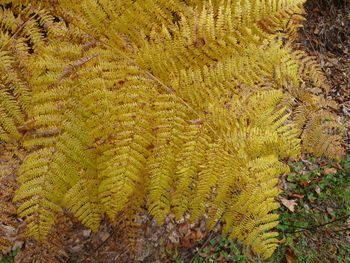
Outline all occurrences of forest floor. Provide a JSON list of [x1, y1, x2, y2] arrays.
[[301, 0, 350, 150], [1, 1, 349, 263]]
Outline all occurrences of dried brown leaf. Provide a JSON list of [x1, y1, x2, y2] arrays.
[[323, 167, 337, 175], [280, 198, 298, 212]]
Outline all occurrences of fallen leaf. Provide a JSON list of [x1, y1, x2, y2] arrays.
[[313, 27, 321, 34], [323, 167, 337, 175], [0, 224, 17, 238], [312, 178, 323, 184], [178, 222, 190, 235], [165, 242, 174, 250], [300, 178, 309, 187], [328, 246, 337, 254], [181, 238, 192, 248], [71, 244, 84, 252], [82, 229, 91, 238], [310, 87, 322, 94], [345, 217, 350, 227], [199, 251, 209, 257], [281, 198, 298, 212], [315, 186, 321, 194], [326, 207, 336, 220], [290, 193, 305, 199], [168, 231, 180, 244], [98, 231, 110, 242], [216, 254, 225, 262], [326, 207, 334, 214], [168, 212, 176, 220], [193, 230, 204, 240], [12, 240, 24, 251], [180, 231, 193, 248], [246, 246, 255, 261], [285, 247, 296, 263], [279, 235, 286, 244], [334, 163, 344, 170], [319, 161, 329, 167]]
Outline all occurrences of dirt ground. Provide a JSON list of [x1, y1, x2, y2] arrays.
[[300, 0, 350, 151]]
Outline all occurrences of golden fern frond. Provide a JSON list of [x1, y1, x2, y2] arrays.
[[222, 156, 285, 259], [0, 83, 24, 126], [14, 148, 64, 241], [299, 109, 344, 159], [74, 48, 157, 222], [170, 52, 272, 111], [29, 0, 188, 53], [189, 142, 225, 221], [53, 113, 101, 231], [205, 151, 241, 230], [116, 182, 147, 257], [62, 177, 101, 231], [292, 49, 329, 92], [0, 5, 55, 142], [200, 89, 294, 257], [254, 41, 342, 159], [147, 94, 190, 224], [13, 229, 67, 263], [137, 3, 272, 85], [0, 49, 27, 140], [23, 27, 91, 148], [14, 22, 100, 240], [255, 0, 306, 36], [245, 90, 301, 158], [171, 123, 210, 220], [97, 83, 155, 220], [0, 104, 21, 141]]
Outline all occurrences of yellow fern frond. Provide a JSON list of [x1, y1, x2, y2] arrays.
[[171, 123, 210, 220], [0, 5, 56, 142], [62, 178, 101, 231], [115, 182, 147, 256], [189, 142, 225, 221], [98, 84, 155, 219], [14, 148, 63, 241], [147, 94, 190, 224]]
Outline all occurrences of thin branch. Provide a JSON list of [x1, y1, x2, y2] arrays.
[[332, 228, 350, 233], [189, 220, 221, 263], [281, 216, 349, 234], [94, 228, 117, 251]]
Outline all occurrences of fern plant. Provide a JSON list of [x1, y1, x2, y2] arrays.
[[0, 0, 344, 261]]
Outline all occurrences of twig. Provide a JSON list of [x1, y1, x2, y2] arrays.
[[332, 228, 350, 233], [301, 26, 318, 55], [281, 216, 349, 234], [80, 227, 118, 263], [58, 54, 99, 85], [189, 220, 221, 263], [94, 228, 116, 251], [279, 223, 313, 230]]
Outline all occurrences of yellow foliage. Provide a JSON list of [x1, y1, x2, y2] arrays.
[[0, 0, 344, 260]]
